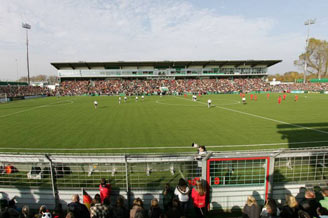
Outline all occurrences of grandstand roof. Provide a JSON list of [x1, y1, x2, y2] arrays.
[[51, 60, 281, 70]]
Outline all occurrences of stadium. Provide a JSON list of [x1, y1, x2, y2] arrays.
[[2, 1, 328, 217], [2, 58, 328, 218]]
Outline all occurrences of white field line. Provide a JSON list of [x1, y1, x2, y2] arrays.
[[0, 100, 74, 118], [176, 96, 328, 135], [155, 98, 240, 107], [1, 140, 328, 151]]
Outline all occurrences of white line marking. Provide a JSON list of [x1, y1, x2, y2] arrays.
[[176, 96, 328, 135], [1, 140, 328, 151], [155, 98, 240, 107], [155, 100, 203, 107], [0, 100, 74, 118]]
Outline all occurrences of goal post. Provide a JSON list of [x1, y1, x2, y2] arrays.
[[206, 156, 270, 209], [0, 93, 8, 103]]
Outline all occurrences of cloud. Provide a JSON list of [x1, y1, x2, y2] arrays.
[[0, 0, 305, 80]]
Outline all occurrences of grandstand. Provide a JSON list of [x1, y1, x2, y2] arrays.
[[51, 60, 281, 81]]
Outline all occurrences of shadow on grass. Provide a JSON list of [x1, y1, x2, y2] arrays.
[[277, 122, 328, 149]]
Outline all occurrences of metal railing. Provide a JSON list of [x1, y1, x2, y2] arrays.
[[1, 147, 328, 210]]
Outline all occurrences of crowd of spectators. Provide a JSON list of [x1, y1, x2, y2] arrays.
[[2, 180, 328, 218], [0, 177, 207, 218], [56, 78, 328, 96], [56, 78, 273, 96], [1, 78, 328, 98], [0, 85, 52, 98], [242, 188, 328, 218]]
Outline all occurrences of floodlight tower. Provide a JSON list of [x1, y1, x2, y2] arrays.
[[303, 19, 315, 83], [22, 23, 31, 85]]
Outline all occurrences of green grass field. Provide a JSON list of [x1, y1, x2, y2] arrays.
[[1, 93, 328, 153]]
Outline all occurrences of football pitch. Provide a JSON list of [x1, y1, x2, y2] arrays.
[[1, 93, 328, 153]]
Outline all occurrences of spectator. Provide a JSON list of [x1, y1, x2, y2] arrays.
[[320, 188, 328, 210], [36, 205, 48, 218], [298, 210, 311, 218], [0, 199, 9, 218], [280, 194, 299, 218], [113, 196, 129, 218], [90, 194, 111, 218], [19, 205, 31, 218], [165, 199, 182, 218], [148, 198, 162, 218], [100, 178, 112, 204], [174, 178, 190, 217], [260, 198, 280, 218], [65, 212, 75, 218], [191, 180, 207, 218], [317, 207, 328, 218], [242, 195, 260, 218], [7, 198, 19, 218], [299, 190, 322, 218], [162, 184, 174, 212], [67, 194, 90, 218], [130, 198, 146, 218]]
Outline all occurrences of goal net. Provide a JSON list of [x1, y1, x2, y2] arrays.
[[0, 93, 8, 103]]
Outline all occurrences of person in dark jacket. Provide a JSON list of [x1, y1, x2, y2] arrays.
[[0, 199, 9, 218], [260, 198, 279, 218], [280, 194, 299, 218], [113, 196, 129, 218], [166, 199, 182, 218], [19, 205, 31, 218], [299, 190, 322, 218], [67, 194, 90, 218], [162, 184, 174, 212], [7, 198, 19, 218], [148, 198, 162, 218]]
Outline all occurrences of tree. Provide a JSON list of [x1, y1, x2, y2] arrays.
[[268, 71, 303, 82], [17, 75, 58, 84], [295, 38, 328, 79]]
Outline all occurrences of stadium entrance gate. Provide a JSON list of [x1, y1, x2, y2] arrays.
[[206, 156, 270, 210]]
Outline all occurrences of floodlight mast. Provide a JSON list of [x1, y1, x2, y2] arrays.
[[303, 19, 315, 84], [22, 23, 31, 85]]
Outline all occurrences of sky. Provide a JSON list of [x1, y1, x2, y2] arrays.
[[1, 0, 328, 81]]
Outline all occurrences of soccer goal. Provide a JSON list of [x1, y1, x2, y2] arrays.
[[0, 93, 8, 103]]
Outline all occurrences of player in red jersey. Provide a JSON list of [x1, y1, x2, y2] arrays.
[[278, 96, 282, 104], [283, 94, 286, 100], [254, 95, 257, 101], [250, 94, 253, 100], [267, 93, 270, 99], [295, 95, 298, 102]]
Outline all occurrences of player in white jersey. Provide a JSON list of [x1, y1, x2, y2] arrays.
[[160, 92, 162, 97], [192, 95, 197, 102], [141, 95, 144, 101], [124, 96, 127, 103], [242, 97, 246, 104], [94, 101, 98, 109], [119, 96, 121, 104], [135, 96, 139, 102], [208, 99, 212, 108]]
